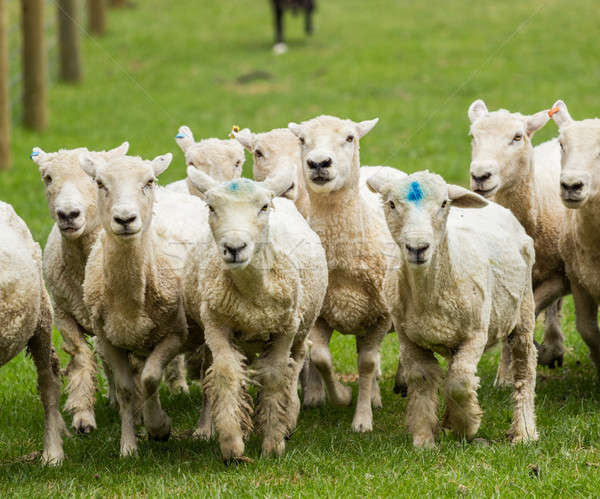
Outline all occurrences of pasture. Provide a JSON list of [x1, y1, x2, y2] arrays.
[[1, 0, 599, 496]]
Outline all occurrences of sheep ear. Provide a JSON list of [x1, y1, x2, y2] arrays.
[[448, 184, 488, 208], [175, 126, 195, 152], [366, 168, 406, 196], [357, 118, 379, 138], [526, 110, 550, 137], [262, 164, 296, 198], [79, 153, 104, 178], [108, 141, 129, 156], [30, 146, 46, 166], [550, 100, 573, 129], [288, 122, 303, 138], [151, 153, 172, 177], [233, 128, 254, 152], [187, 166, 217, 195], [468, 99, 488, 123]]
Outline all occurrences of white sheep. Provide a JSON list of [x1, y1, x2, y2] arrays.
[[468, 100, 570, 370], [79, 152, 206, 457], [183, 168, 328, 460], [368, 169, 538, 448], [550, 100, 600, 376], [166, 125, 245, 196], [287, 115, 401, 432], [32, 143, 132, 434], [0, 201, 67, 464]]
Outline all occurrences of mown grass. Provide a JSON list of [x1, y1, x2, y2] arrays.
[[0, 0, 599, 496]]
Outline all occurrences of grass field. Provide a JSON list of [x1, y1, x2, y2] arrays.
[[1, 0, 600, 496]]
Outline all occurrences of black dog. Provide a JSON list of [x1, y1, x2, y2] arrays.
[[270, 0, 316, 52]]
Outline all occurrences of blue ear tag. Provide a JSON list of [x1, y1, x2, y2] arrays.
[[175, 133, 186, 139], [30, 150, 40, 158], [407, 181, 424, 203]]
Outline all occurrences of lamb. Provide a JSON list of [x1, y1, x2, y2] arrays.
[[166, 126, 245, 196], [287, 115, 400, 432], [367, 169, 538, 447], [550, 100, 600, 377], [467, 100, 570, 369], [270, 0, 316, 54], [79, 152, 206, 457], [0, 201, 66, 464], [183, 167, 328, 460]]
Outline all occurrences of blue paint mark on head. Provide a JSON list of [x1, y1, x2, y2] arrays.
[[30, 150, 40, 158], [175, 133, 186, 139], [407, 181, 424, 203], [228, 181, 240, 192]]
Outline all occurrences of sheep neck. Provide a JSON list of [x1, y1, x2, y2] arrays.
[[60, 224, 101, 272], [226, 242, 276, 296], [572, 200, 600, 249]]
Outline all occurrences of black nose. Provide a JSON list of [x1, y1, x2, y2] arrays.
[[224, 243, 247, 259], [471, 172, 491, 183], [114, 215, 137, 227], [57, 209, 81, 221], [307, 158, 332, 170], [561, 181, 584, 192], [405, 243, 430, 253]]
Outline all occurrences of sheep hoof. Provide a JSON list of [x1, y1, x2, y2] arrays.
[[41, 450, 64, 466], [393, 382, 408, 397], [535, 343, 565, 369], [148, 429, 171, 442], [75, 424, 95, 436], [223, 455, 254, 466], [273, 43, 288, 55]]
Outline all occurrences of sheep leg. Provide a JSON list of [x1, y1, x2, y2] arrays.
[[204, 322, 252, 461], [371, 351, 382, 409], [272, 0, 284, 44], [164, 354, 190, 394], [352, 319, 388, 433], [494, 339, 513, 388], [55, 309, 97, 434], [141, 335, 186, 441], [288, 336, 309, 432], [300, 357, 326, 407], [571, 281, 600, 378], [99, 350, 118, 408], [442, 334, 486, 442], [393, 353, 407, 396], [256, 333, 296, 457], [97, 339, 138, 457], [507, 289, 538, 443], [533, 278, 568, 368], [305, 5, 314, 35], [193, 345, 214, 440], [308, 318, 352, 407], [28, 310, 67, 465], [400, 332, 443, 448]]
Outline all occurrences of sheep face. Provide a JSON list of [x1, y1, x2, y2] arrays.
[[79, 153, 172, 239], [31, 143, 129, 240], [551, 100, 600, 208], [468, 100, 549, 199], [235, 128, 301, 202], [367, 170, 487, 267], [288, 115, 378, 194]]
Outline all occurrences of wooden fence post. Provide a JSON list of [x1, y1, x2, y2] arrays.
[[0, 0, 10, 169], [88, 0, 106, 35], [57, 0, 82, 82], [21, 0, 46, 130]]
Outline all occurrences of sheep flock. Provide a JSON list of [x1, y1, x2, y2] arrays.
[[3, 100, 599, 465]]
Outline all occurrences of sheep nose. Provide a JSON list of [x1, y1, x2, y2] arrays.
[[471, 172, 492, 183], [223, 242, 247, 258], [561, 180, 584, 193], [307, 158, 332, 170], [405, 242, 430, 254], [57, 209, 80, 221], [114, 215, 137, 227]]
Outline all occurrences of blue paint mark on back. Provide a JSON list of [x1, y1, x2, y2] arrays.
[[228, 181, 240, 191], [407, 181, 424, 203], [175, 133, 186, 139]]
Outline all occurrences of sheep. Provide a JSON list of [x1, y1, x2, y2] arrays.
[[287, 115, 400, 432], [467, 100, 570, 370], [183, 166, 327, 460], [79, 152, 206, 457], [270, 0, 316, 54], [550, 100, 600, 377], [0, 201, 67, 464], [367, 169, 538, 448], [32, 142, 133, 434], [166, 126, 245, 196]]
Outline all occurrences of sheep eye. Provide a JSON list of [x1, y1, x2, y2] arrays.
[[299, 137, 305, 145], [96, 180, 105, 189], [260, 204, 269, 213], [512, 134, 522, 142], [43, 175, 52, 184], [346, 135, 354, 143], [208, 205, 215, 213], [144, 179, 154, 189], [441, 200, 448, 208], [255, 150, 263, 159], [388, 200, 395, 210], [559, 142, 565, 151], [235, 160, 241, 167]]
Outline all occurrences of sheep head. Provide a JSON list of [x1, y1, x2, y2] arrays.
[[288, 115, 378, 194], [367, 169, 487, 267], [79, 152, 171, 239], [467, 99, 550, 199]]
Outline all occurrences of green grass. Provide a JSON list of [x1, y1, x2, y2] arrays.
[[1, 0, 599, 496]]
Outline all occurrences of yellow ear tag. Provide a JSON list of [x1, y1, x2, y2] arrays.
[[229, 125, 240, 138], [548, 107, 560, 118]]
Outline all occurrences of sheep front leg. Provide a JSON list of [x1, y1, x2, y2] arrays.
[[443, 334, 487, 442], [351, 317, 389, 432], [256, 333, 296, 457], [572, 281, 600, 378], [164, 354, 190, 394], [538, 299, 565, 368], [203, 319, 253, 461], [55, 309, 97, 434], [507, 288, 538, 443], [400, 332, 443, 448], [494, 339, 513, 388], [97, 339, 138, 457], [308, 318, 352, 407], [193, 345, 214, 440]]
